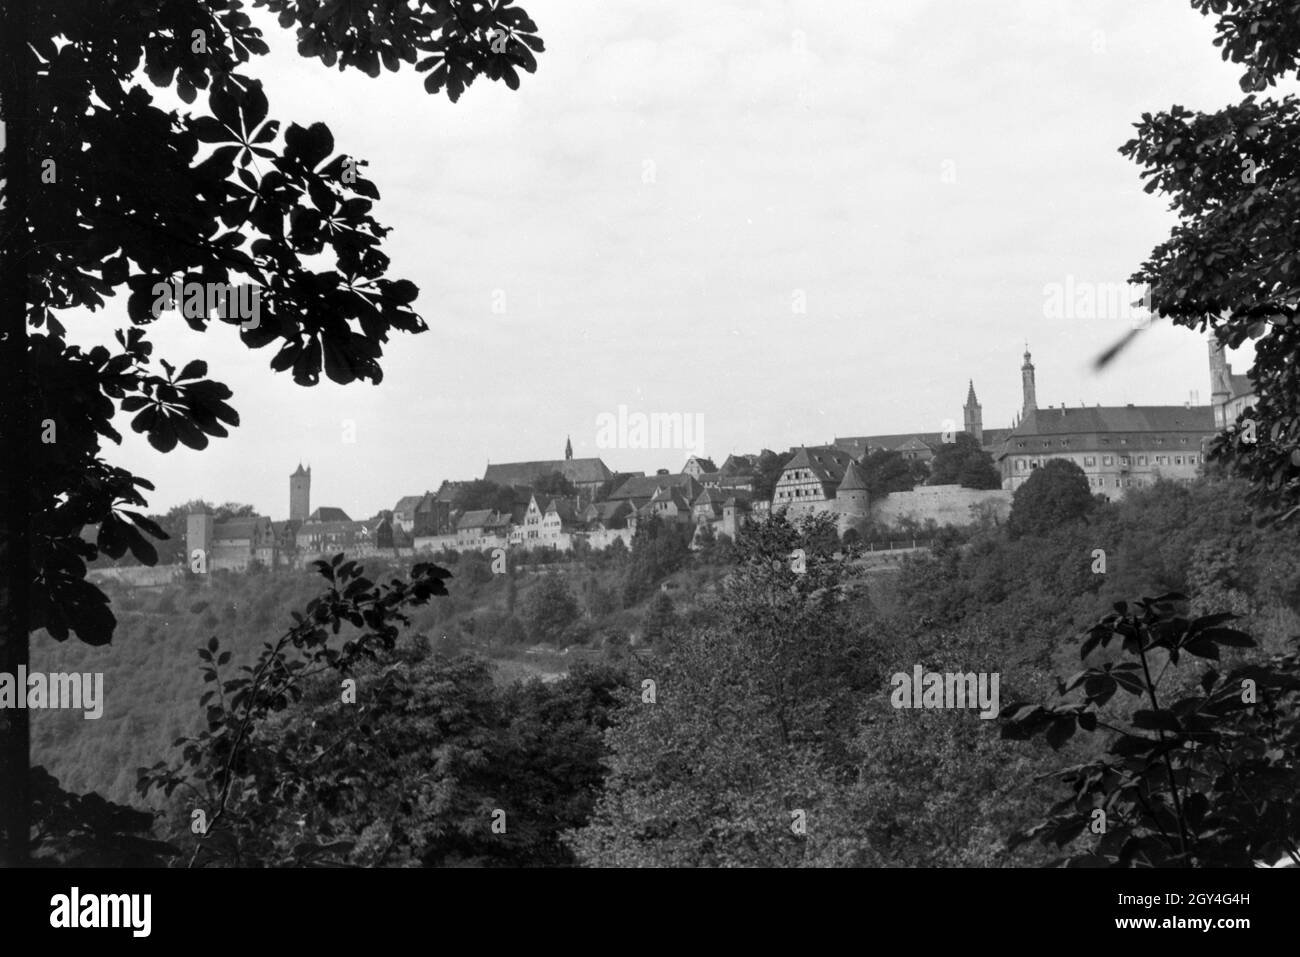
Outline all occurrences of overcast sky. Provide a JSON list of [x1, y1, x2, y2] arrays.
[[61, 0, 1267, 520]]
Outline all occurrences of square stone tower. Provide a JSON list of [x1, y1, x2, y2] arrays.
[[290, 463, 311, 522]]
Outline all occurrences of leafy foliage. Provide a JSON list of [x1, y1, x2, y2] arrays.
[[1007, 458, 1095, 539], [261, 0, 543, 101], [621, 515, 693, 607], [27, 766, 178, 867], [958, 451, 1002, 490], [128, 554, 633, 867], [1119, 0, 1300, 522], [1002, 593, 1300, 867], [0, 0, 543, 861], [569, 513, 878, 866], [89, 500, 257, 567], [750, 448, 794, 501], [929, 432, 999, 489], [860, 449, 926, 497], [849, 623, 1055, 867], [137, 555, 452, 865], [531, 471, 577, 499], [452, 480, 521, 514], [523, 574, 581, 645], [641, 590, 676, 646]]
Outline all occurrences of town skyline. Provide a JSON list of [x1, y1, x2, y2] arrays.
[[134, 332, 1244, 523], [52, 0, 1261, 520]]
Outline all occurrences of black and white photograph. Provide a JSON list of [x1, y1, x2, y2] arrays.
[[0, 0, 1296, 937]]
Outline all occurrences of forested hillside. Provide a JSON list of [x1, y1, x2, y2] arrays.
[[27, 472, 1300, 866], [31, 524, 709, 807]]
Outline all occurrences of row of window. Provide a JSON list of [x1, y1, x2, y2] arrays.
[[1013, 454, 1197, 471], [777, 485, 824, 499], [1089, 477, 1151, 488], [525, 511, 567, 525]]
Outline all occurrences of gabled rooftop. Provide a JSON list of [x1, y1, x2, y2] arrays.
[[782, 446, 856, 488], [607, 473, 702, 503], [484, 457, 612, 487], [1014, 404, 1215, 437], [392, 495, 425, 516]]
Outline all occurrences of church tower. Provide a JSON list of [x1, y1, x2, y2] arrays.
[[1209, 335, 1231, 429], [564, 435, 573, 460], [1021, 345, 1038, 416], [963, 380, 984, 445], [290, 462, 311, 522]]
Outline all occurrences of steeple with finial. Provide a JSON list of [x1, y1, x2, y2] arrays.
[[963, 379, 983, 445], [1021, 343, 1037, 415], [564, 435, 573, 460]]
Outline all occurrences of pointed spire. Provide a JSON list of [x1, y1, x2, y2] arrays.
[[837, 458, 869, 492], [565, 435, 573, 460]]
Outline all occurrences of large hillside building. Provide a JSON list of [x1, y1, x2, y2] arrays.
[[993, 340, 1254, 500], [998, 404, 1212, 496], [483, 441, 613, 496]]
